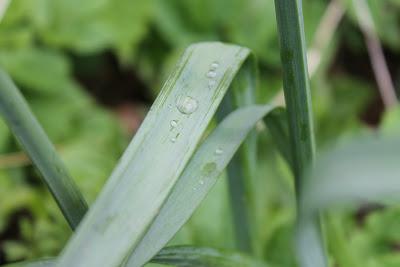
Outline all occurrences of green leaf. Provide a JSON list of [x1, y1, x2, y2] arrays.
[[298, 135, 400, 267], [152, 246, 269, 267], [273, 1, 321, 266], [0, 69, 88, 229], [56, 42, 278, 267], [125, 104, 277, 267]]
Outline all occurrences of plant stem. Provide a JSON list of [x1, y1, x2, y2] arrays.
[[0, 69, 88, 229], [273, 0, 345, 106], [274, 0, 316, 190], [273, 1, 324, 267]]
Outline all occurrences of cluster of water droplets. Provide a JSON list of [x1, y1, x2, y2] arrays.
[[169, 119, 180, 143], [207, 61, 219, 89], [168, 94, 200, 143]]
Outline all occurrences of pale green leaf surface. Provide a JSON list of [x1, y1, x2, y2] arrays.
[[125, 104, 276, 267], [297, 136, 400, 267], [56, 42, 257, 267]]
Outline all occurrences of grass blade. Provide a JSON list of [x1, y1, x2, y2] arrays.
[[263, 108, 292, 168], [217, 84, 257, 253], [0, 69, 88, 229], [125, 104, 277, 267], [273, 1, 322, 266], [298, 136, 400, 267], [152, 246, 269, 267], [274, 0, 316, 189], [56, 42, 265, 267]]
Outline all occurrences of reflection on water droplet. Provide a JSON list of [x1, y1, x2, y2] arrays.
[[210, 62, 219, 70], [202, 162, 217, 176], [170, 120, 178, 128], [170, 137, 177, 143], [199, 180, 204, 185], [215, 148, 223, 155], [207, 71, 217, 78], [176, 95, 198, 115]]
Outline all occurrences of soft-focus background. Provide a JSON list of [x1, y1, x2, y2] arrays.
[[0, 0, 400, 266]]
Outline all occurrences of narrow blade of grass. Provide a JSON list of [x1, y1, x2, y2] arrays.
[[273, 1, 322, 266], [216, 85, 257, 254], [263, 107, 292, 168], [152, 246, 269, 267], [0, 69, 88, 229], [274, 0, 316, 190]]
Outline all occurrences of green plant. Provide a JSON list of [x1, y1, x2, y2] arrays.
[[0, 1, 399, 267]]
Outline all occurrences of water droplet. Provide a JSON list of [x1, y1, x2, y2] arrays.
[[210, 62, 219, 70], [199, 180, 205, 185], [193, 187, 198, 191], [202, 162, 217, 176], [215, 148, 223, 155], [170, 120, 178, 128], [208, 80, 217, 88], [176, 95, 198, 115], [170, 137, 177, 143], [206, 71, 217, 78], [168, 103, 173, 109]]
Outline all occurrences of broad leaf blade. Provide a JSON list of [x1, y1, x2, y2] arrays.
[[57, 42, 256, 267]]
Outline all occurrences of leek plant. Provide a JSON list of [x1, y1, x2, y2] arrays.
[[0, 1, 398, 267]]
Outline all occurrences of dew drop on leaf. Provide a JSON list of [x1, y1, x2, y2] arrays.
[[202, 162, 217, 176], [176, 95, 198, 115], [215, 148, 223, 155], [170, 120, 178, 128], [210, 61, 219, 70], [206, 71, 217, 78]]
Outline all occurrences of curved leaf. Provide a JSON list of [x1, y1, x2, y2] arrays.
[[125, 104, 277, 266], [56, 42, 263, 267]]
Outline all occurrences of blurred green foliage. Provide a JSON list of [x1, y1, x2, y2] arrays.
[[0, 0, 399, 266]]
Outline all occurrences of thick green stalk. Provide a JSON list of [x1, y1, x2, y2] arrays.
[[273, 1, 323, 266], [274, 0, 316, 188], [0, 69, 88, 229]]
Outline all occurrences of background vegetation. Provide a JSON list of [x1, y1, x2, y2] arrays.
[[0, 0, 399, 266]]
